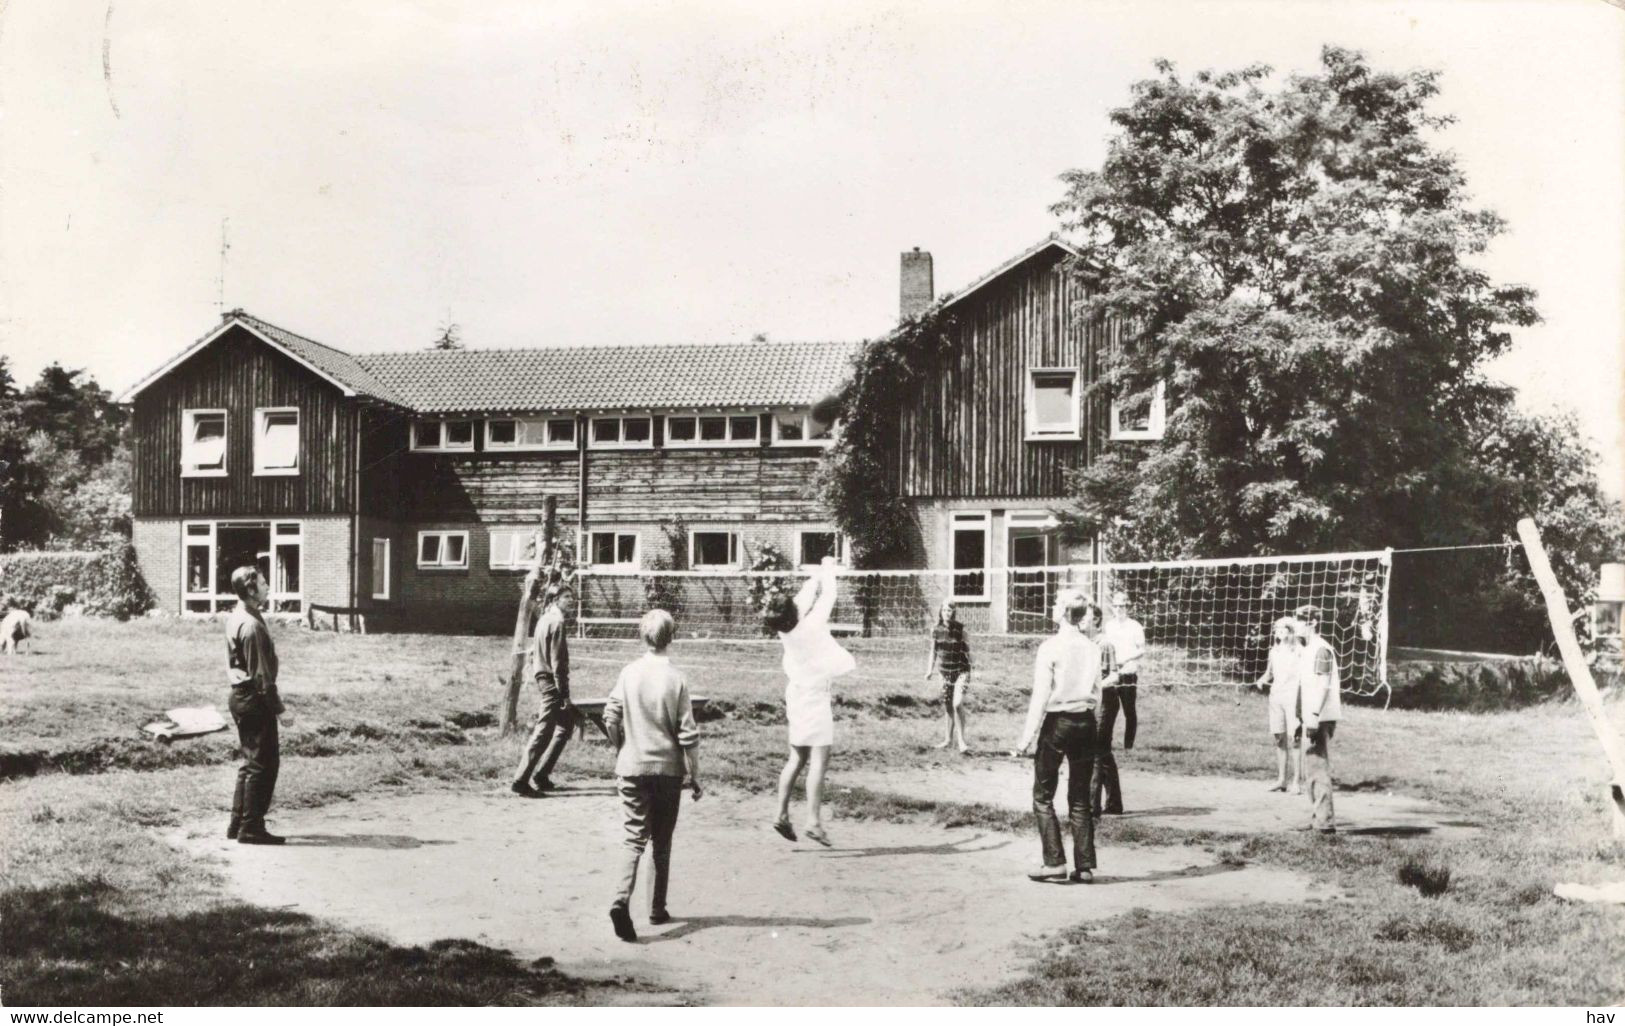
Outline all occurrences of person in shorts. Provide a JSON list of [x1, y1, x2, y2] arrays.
[[925, 598, 973, 754]]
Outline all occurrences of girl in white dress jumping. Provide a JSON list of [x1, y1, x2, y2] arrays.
[[763, 557, 854, 847]]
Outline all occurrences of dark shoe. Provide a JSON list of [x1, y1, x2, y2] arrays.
[[609, 904, 637, 942], [773, 819, 798, 842], [1103, 806, 1124, 816], [237, 829, 286, 846], [1070, 869, 1094, 884], [226, 819, 241, 840], [1027, 863, 1069, 881], [511, 780, 538, 798], [1316, 826, 1337, 835], [532, 778, 558, 792], [649, 909, 671, 926]]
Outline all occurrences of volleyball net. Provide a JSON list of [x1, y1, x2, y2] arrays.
[[573, 548, 1393, 697]]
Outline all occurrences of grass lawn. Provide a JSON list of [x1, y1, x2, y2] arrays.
[[2, 617, 1623, 1005]]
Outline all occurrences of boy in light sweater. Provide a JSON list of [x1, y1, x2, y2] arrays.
[[602, 608, 702, 942]]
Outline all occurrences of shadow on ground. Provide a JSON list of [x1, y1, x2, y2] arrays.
[[0, 879, 626, 1006]]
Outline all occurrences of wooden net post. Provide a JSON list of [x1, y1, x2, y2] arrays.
[[1516, 517, 1625, 841], [500, 497, 557, 735]]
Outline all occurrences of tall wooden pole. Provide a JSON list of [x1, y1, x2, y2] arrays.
[[1516, 517, 1625, 841], [500, 497, 557, 735]]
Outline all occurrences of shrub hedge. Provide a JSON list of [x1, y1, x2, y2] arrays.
[[0, 546, 154, 620]]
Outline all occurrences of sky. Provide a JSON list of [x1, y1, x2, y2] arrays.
[[2, 0, 1621, 494]]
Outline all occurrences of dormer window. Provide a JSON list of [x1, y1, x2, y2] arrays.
[[1025, 369, 1080, 440], [411, 419, 476, 452], [254, 408, 299, 475], [1110, 381, 1168, 441], [181, 409, 227, 477]]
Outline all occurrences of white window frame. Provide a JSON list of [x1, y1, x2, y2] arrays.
[[253, 407, 300, 476], [794, 529, 846, 568], [1025, 368, 1081, 440], [371, 537, 391, 600], [950, 511, 992, 602], [484, 416, 577, 452], [181, 409, 228, 478], [587, 415, 654, 450], [770, 409, 837, 447], [664, 411, 761, 448], [1110, 380, 1168, 441], [180, 519, 302, 614], [688, 529, 741, 570], [587, 530, 640, 571], [409, 419, 477, 452], [417, 530, 470, 569], [488, 527, 541, 571]]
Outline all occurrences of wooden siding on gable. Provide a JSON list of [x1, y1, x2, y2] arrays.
[[131, 326, 359, 517], [892, 249, 1106, 498]]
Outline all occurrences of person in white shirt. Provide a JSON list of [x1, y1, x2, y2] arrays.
[[1016, 593, 1118, 883], [763, 557, 855, 848], [1094, 590, 1145, 815], [1254, 616, 1303, 793], [1294, 605, 1340, 833]]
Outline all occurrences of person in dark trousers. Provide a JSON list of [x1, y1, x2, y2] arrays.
[[512, 584, 577, 796], [1016, 593, 1117, 884], [602, 609, 702, 942], [225, 566, 285, 845], [1093, 590, 1143, 816]]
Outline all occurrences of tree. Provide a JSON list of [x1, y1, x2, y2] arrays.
[[0, 363, 129, 551], [1053, 47, 1620, 647], [430, 321, 464, 350]]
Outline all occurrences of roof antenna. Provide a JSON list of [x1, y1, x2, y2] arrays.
[[217, 217, 231, 314]]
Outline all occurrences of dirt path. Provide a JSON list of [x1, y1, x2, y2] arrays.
[[173, 773, 1349, 1005], [842, 760, 1483, 841]]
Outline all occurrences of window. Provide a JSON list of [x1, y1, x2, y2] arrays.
[[371, 538, 390, 600], [1110, 381, 1168, 441], [181, 410, 227, 476], [181, 520, 301, 614], [410, 419, 476, 452], [771, 409, 836, 446], [951, 512, 990, 600], [689, 530, 740, 569], [254, 408, 299, 474], [589, 415, 652, 449], [1025, 369, 1080, 439], [664, 412, 760, 447], [488, 528, 540, 570], [589, 531, 639, 569], [486, 416, 577, 451], [796, 530, 845, 567], [418, 530, 469, 569]]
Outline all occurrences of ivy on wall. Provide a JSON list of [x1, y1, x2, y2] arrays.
[[812, 305, 960, 567]]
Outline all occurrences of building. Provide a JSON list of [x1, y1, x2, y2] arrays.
[[121, 237, 1151, 631]]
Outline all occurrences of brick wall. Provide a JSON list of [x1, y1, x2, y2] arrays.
[[132, 517, 182, 614], [131, 514, 353, 615]]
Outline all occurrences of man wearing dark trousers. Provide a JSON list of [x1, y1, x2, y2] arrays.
[[225, 566, 285, 845], [1094, 590, 1143, 816], [512, 584, 577, 795], [1017, 593, 1117, 884]]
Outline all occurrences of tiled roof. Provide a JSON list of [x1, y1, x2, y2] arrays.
[[232, 314, 410, 407], [356, 341, 858, 414]]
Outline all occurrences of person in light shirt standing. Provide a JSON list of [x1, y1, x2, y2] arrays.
[[1016, 593, 1117, 883], [1094, 589, 1145, 816], [1294, 605, 1340, 834]]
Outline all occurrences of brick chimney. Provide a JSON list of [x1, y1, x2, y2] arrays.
[[900, 247, 933, 320]]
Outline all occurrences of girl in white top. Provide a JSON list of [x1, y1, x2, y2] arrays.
[[1254, 617, 1303, 793], [764, 557, 854, 847]]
